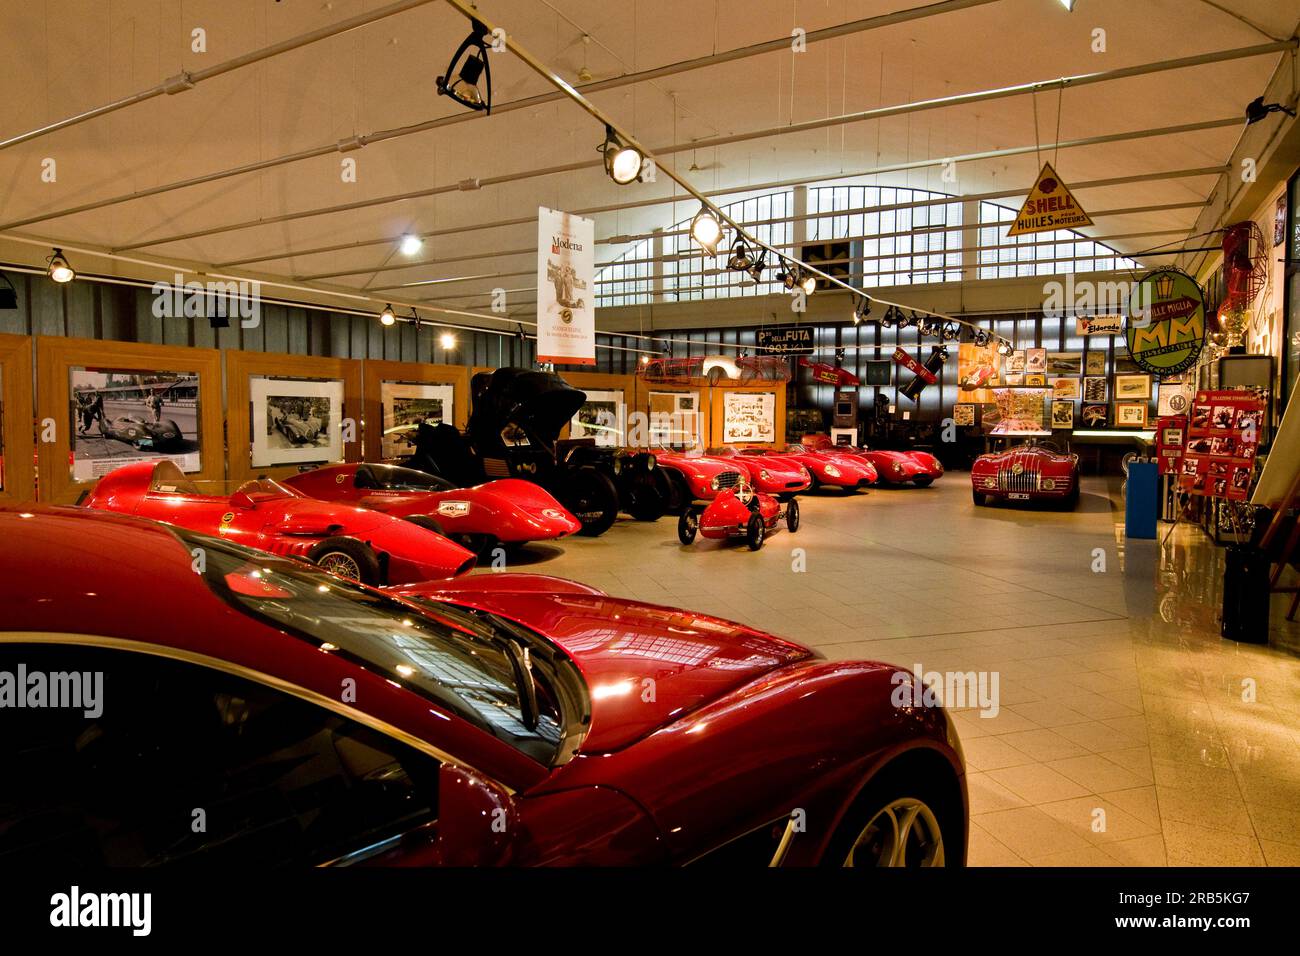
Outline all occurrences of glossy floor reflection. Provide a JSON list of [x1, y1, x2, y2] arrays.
[[479, 474, 1300, 866]]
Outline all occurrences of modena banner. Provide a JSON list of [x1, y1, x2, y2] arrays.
[[537, 206, 596, 365], [1007, 162, 1094, 237], [1076, 314, 1124, 336]]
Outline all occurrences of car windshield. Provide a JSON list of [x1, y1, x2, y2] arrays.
[[176, 528, 587, 766], [356, 464, 451, 491]]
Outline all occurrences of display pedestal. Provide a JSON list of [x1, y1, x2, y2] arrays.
[[1125, 461, 1158, 540]]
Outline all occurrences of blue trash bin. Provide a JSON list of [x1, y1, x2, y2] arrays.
[[1125, 460, 1158, 540]]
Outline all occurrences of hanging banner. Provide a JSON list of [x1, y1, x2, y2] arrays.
[[537, 206, 596, 365], [1125, 268, 1207, 376], [892, 347, 936, 384], [1007, 162, 1094, 236], [1076, 314, 1124, 336]]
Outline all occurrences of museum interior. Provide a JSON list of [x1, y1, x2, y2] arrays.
[[2, 0, 1300, 884]]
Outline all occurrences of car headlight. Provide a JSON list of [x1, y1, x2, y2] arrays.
[[824, 465, 841, 478], [710, 475, 721, 491], [1041, 479, 1056, 490], [892, 462, 905, 474], [759, 469, 771, 481], [645, 455, 656, 471]]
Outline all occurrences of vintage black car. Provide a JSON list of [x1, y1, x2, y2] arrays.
[[400, 368, 672, 536], [101, 415, 185, 450]]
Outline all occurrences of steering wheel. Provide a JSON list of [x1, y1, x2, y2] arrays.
[[735, 483, 755, 505]]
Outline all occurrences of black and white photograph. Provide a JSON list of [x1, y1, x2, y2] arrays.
[[266, 395, 331, 449], [1045, 351, 1082, 376], [723, 391, 775, 443], [249, 375, 344, 466], [569, 389, 624, 447], [1082, 376, 1108, 402], [69, 367, 200, 481], [1050, 399, 1074, 429], [380, 381, 454, 458]]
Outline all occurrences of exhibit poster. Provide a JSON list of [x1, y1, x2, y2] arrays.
[[648, 391, 699, 447], [1051, 400, 1075, 429], [536, 206, 596, 365], [1046, 352, 1082, 376], [1007, 349, 1026, 374], [380, 381, 455, 459], [1114, 374, 1152, 400], [1157, 380, 1195, 417], [1025, 348, 1047, 375], [570, 389, 624, 447], [1179, 389, 1264, 501], [957, 341, 999, 398], [1084, 351, 1107, 376], [1081, 403, 1109, 428], [989, 386, 1049, 436], [1052, 377, 1080, 399], [250, 375, 344, 467], [952, 403, 975, 426], [70, 366, 201, 481], [1114, 401, 1148, 428], [723, 391, 775, 443], [1083, 376, 1107, 402]]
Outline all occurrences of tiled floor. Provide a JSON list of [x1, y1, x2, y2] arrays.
[[483, 474, 1300, 866]]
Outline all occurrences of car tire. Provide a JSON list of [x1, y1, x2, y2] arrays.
[[664, 470, 693, 516], [913, 476, 934, 488], [677, 510, 699, 545], [626, 466, 672, 522], [972, 489, 989, 507], [562, 467, 620, 537], [746, 513, 765, 551], [307, 537, 383, 585], [785, 498, 800, 533], [824, 765, 962, 868]]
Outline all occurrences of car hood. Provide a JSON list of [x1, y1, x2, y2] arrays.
[[394, 576, 815, 752]]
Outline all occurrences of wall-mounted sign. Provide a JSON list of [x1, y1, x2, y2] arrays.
[[756, 325, 814, 355], [537, 206, 595, 365], [798, 357, 860, 386], [1077, 314, 1124, 335], [1125, 268, 1206, 376], [1007, 162, 1094, 236]]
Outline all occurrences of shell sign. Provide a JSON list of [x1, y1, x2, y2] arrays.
[[1124, 268, 1206, 376]]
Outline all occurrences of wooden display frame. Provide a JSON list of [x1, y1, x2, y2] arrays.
[[0, 334, 35, 503], [36, 337, 223, 504], [362, 360, 469, 462], [556, 371, 637, 445], [226, 350, 362, 484], [708, 381, 786, 449]]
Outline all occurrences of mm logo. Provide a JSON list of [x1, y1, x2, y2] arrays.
[[1124, 269, 1206, 375]]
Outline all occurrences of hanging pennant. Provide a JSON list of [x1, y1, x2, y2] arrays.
[[1007, 162, 1094, 237]]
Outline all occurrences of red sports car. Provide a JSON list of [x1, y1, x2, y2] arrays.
[[677, 480, 799, 551], [697, 449, 812, 497], [80, 459, 475, 584], [715, 445, 877, 492], [971, 442, 1080, 508], [282, 463, 581, 557], [654, 450, 750, 506], [0, 505, 967, 868], [802, 435, 943, 487]]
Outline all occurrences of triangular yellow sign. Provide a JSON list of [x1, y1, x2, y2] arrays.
[[1007, 162, 1094, 236]]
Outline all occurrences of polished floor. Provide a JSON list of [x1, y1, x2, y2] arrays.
[[486, 474, 1300, 866]]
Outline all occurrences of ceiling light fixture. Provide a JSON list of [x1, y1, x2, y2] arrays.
[[726, 238, 753, 272], [47, 248, 75, 283], [998, 341, 1013, 355], [852, 297, 872, 325], [436, 19, 492, 114], [439, 332, 457, 350], [896, 308, 914, 330], [800, 273, 818, 296], [379, 304, 396, 326], [1244, 95, 1297, 126], [689, 205, 723, 255], [746, 254, 767, 282], [973, 328, 990, 346], [942, 321, 959, 341], [880, 306, 896, 329], [599, 125, 644, 185], [399, 234, 423, 256]]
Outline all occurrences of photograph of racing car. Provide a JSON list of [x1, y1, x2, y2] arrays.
[[80, 459, 476, 584], [69, 368, 200, 481], [268, 395, 331, 448]]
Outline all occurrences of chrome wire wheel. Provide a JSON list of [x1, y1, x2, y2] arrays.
[[316, 552, 362, 580], [842, 797, 945, 867]]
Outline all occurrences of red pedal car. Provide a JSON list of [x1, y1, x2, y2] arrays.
[[80, 459, 476, 584], [802, 435, 943, 487], [282, 463, 581, 557], [0, 506, 966, 867], [971, 441, 1080, 508], [677, 480, 799, 551]]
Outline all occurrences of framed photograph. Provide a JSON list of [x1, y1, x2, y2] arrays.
[[1051, 400, 1075, 429], [1025, 348, 1047, 375], [1083, 376, 1108, 402], [1115, 401, 1149, 428], [379, 381, 455, 459], [570, 389, 625, 447], [250, 376, 345, 467], [1084, 351, 1107, 376], [1046, 352, 1082, 376], [723, 391, 775, 443], [70, 367, 202, 481], [1081, 403, 1109, 429], [1157, 380, 1196, 417], [1025, 373, 1047, 386], [1052, 378, 1080, 399], [1007, 349, 1027, 374], [1113, 354, 1142, 375], [1114, 374, 1152, 400], [952, 403, 976, 426], [648, 391, 700, 447]]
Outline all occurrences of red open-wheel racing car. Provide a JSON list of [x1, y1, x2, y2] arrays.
[[80, 459, 476, 584], [282, 463, 581, 558], [677, 479, 799, 551]]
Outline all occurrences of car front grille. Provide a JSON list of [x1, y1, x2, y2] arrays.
[[715, 470, 742, 489], [996, 455, 1041, 492]]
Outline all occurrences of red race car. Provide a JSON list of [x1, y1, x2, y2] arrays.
[[680, 448, 811, 498], [677, 480, 799, 551], [282, 463, 581, 558], [714, 445, 877, 492], [802, 435, 943, 487], [0, 505, 967, 867], [971, 441, 1080, 508], [653, 450, 751, 507], [80, 459, 475, 584]]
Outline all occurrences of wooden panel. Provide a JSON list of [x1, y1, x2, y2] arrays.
[[225, 350, 363, 484], [706, 381, 786, 450], [361, 360, 470, 461], [35, 336, 224, 504], [0, 334, 35, 503]]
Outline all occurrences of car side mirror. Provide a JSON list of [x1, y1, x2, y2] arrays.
[[433, 764, 517, 866]]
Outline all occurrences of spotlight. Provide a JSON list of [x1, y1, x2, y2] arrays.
[[973, 328, 990, 347], [726, 238, 754, 272], [399, 234, 423, 256], [896, 307, 913, 329], [746, 254, 767, 282], [639, 354, 651, 365], [776, 262, 798, 291], [689, 205, 723, 255], [47, 248, 75, 283], [437, 19, 492, 114], [880, 306, 895, 329], [599, 125, 644, 185], [800, 274, 818, 296], [379, 304, 396, 326], [998, 341, 1013, 356], [942, 321, 959, 342], [1245, 96, 1297, 126], [852, 297, 872, 325], [439, 332, 457, 350]]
